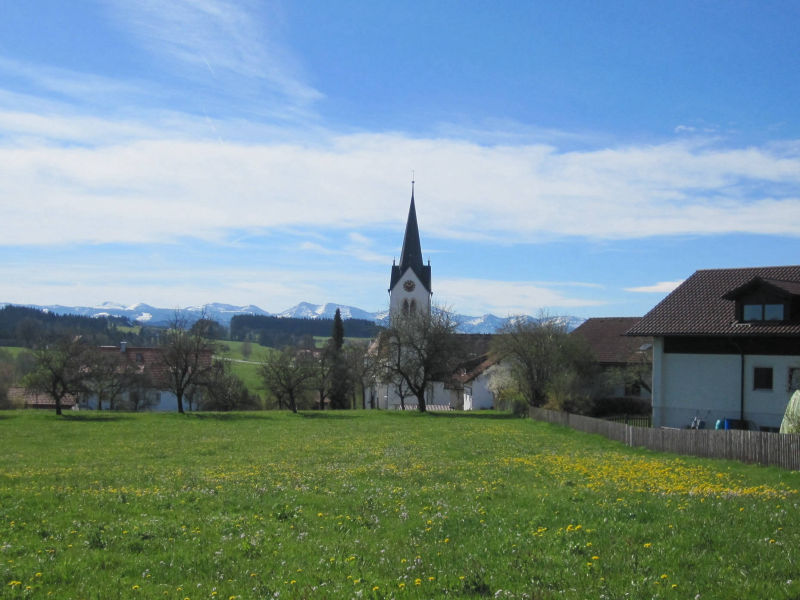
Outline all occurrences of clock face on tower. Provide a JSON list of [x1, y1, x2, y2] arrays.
[[403, 279, 416, 292]]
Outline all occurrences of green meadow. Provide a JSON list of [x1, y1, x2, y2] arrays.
[[1, 411, 798, 599]]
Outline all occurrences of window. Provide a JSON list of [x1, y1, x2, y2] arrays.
[[743, 304, 762, 321], [753, 367, 773, 390], [788, 368, 800, 393], [764, 304, 784, 320], [743, 303, 784, 322]]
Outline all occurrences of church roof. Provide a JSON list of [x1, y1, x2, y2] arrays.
[[390, 185, 431, 293]]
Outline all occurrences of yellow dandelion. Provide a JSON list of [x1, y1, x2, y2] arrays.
[[414, 578, 422, 586]]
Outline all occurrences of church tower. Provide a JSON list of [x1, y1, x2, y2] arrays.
[[389, 181, 432, 320]]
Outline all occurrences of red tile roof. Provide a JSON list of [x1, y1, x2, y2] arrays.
[[627, 265, 800, 337], [571, 317, 651, 365], [97, 345, 212, 388]]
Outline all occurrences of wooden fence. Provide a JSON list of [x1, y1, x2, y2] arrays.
[[529, 407, 800, 471], [605, 414, 652, 428]]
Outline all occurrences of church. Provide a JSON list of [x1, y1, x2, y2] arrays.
[[367, 183, 497, 411]]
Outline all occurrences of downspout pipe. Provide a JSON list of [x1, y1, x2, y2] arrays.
[[740, 351, 745, 422], [730, 337, 745, 422]]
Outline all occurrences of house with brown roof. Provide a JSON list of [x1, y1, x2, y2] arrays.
[[627, 266, 800, 430], [446, 334, 498, 410], [80, 343, 213, 411], [571, 317, 652, 401]]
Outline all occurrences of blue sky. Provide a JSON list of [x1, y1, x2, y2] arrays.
[[1, 1, 799, 318]]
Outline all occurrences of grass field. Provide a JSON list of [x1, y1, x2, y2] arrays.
[[1, 411, 798, 599]]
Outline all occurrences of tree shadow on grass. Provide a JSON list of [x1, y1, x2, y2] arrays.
[[426, 411, 519, 420], [299, 411, 360, 420], [187, 412, 275, 421], [60, 413, 127, 422]]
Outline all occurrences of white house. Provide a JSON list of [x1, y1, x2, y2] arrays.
[[627, 266, 800, 431]]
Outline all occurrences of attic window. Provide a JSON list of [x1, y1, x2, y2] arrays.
[[743, 303, 784, 322]]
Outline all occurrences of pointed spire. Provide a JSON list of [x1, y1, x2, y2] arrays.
[[398, 182, 423, 275], [389, 180, 431, 294]]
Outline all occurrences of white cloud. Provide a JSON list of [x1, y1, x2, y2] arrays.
[[102, 0, 322, 107], [435, 278, 605, 317], [625, 280, 684, 293], [1, 124, 799, 248]]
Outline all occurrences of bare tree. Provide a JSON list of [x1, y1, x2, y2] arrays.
[[85, 348, 143, 410], [23, 336, 94, 415], [160, 312, 214, 414], [260, 347, 314, 413], [309, 343, 333, 410], [376, 308, 460, 412], [344, 340, 374, 409], [491, 317, 594, 410]]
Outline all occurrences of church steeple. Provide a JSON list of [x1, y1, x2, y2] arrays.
[[389, 181, 431, 295], [399, 182, 423, 278]]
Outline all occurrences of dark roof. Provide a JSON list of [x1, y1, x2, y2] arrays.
[[571, 317, 651, 365], [722, 276, 800, 300], [451, 334, 497, 386], [389, 187, 431, 293], [627, 265, 800, 337]]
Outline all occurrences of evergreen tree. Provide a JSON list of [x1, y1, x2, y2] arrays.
[[332, 309, 344, 351]]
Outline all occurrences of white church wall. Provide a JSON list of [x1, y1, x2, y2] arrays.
[[389, 269, 431, 318]]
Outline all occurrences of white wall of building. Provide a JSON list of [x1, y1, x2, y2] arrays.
[[742, 355, 800, 429], [389, 269, 431, 319], [653, 339, 797, 430], [463, 373, 495, 410]]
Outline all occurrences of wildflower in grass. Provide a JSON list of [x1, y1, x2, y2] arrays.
[[373, 586, 379, 591], [132, 584, 140, 590], [398, 583, 405, 589], [414, 578, 422, 586], [661, 574, 669, 579], [592, 556, 599, 560]]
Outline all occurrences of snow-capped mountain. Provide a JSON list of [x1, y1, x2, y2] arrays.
[[1, 301, 584, 334], [277, 302, 381, 322]]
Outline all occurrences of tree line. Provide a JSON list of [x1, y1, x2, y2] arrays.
[[230, 314, 379, 347], [0, 305, 650, 418], [0, 305, 161, 347]]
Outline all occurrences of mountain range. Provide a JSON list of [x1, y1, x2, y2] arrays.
[[0, 301, 584, 334]]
